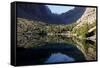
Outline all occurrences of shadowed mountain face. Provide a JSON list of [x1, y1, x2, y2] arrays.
[[61, 7, 86, 24], [16, 3, 86, 24]]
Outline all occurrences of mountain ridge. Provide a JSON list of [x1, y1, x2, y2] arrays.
[[17, 4, 86, 24]]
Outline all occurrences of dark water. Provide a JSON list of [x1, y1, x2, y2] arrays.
[[16, 36, 96, 66]]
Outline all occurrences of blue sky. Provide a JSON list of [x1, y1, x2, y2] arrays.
[[46, 5, 75, 14]]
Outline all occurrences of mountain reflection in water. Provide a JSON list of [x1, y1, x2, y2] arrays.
[[16, 36, 96, 66], [45, 53, 75, 63]]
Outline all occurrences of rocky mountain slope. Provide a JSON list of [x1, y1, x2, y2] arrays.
[[74, 7, 96, 27], [72, 7, 96, 38]]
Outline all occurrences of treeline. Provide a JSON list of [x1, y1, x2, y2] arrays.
[[72, 21, 96, 38]]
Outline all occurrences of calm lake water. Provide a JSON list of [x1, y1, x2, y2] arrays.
[[16, 36, 96, 66]]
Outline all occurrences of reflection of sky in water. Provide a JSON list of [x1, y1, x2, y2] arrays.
[[46, 5, 75, 14], [45, 53, 75, 63]]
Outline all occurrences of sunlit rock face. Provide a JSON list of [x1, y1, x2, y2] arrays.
[[78, 8, 96, 24], [75, 8, 96, 28], [72, 7, 96, 39]]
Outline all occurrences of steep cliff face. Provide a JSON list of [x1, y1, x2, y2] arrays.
[[72, 7, 96, 38], [74, 8, 96, 28]]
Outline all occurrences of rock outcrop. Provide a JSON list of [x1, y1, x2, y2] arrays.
[[74, 7, 96, 28], [72, 7, 96, 38]]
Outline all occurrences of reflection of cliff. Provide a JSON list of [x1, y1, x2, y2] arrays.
[[17, 3, 86, 24], [72, 37, 96, 60]]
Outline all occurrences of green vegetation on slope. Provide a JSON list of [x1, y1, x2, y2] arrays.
[[17, 18, 96, 48], [72, 21, 96, 38]]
